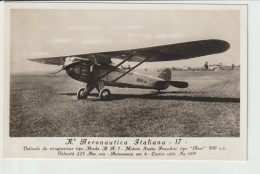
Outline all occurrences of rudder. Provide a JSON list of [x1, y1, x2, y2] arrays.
[[157, 68, 171, 81]]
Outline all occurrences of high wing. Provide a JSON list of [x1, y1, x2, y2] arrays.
[[99, 39, 230, 62], [28, 56, 66, 65], [29, 39, 229, 65]]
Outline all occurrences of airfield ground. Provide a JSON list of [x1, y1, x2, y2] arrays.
[[9, 70, 240, 137]]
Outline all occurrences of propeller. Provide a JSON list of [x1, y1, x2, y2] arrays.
[[50, 61, 80, 75], [50, 67, 64, 75], [49, 56, 100, 75]]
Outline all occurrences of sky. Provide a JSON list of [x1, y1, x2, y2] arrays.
[[10, 9, 240, 73]]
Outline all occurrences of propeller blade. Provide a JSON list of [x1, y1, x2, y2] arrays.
[[50, 61, 81, 75], [50, 68, 64, 75]]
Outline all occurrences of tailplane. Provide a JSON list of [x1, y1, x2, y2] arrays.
[[157, 68, 188, 89], [167, 81, 189, 88], [156, 81, 189, 89]]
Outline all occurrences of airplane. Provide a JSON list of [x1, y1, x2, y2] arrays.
[[29, 39, 230, 100]]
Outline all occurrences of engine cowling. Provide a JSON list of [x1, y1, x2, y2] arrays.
[[65, 57, 93, 83]]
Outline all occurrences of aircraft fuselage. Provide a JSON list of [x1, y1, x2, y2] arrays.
[[66, 62, 169, 90]]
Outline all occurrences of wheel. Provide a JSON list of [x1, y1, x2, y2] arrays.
[[77, 88, 87, 99], [99, 88, 111, 101]]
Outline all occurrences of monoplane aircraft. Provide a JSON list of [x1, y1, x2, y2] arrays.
[[29, 39, 230, 100]]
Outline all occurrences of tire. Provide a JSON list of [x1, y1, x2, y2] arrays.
[[99, 88, 111, 101], [77, 88, 87, 99]]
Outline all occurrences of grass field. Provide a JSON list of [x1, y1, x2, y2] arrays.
[[9, 70, 240, 137]]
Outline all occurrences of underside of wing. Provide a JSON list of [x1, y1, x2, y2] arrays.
[[101, 39, 230, 62], [28, 54, 112, 66], [28, 39, 229, 65]]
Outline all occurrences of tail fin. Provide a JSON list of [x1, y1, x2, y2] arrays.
[[157, 68, 188, 89], [158, 68, 171, 81]]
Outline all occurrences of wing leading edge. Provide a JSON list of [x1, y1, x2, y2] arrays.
[[28, 39, 230, 65], [28, 56, 65, 65]]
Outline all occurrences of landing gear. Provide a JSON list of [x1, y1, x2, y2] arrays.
[[77, 88, 85, 99], [99, 88, 111, 101], [76, 84, 95, 100], [76, 81, 111, 100], [77, 88, 87, 99]]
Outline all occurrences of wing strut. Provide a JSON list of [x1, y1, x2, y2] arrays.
[[97, 51, 136, 81], [112, 56, 151, 82]]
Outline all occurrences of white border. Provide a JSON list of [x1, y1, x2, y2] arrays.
[[0, 2, 4, 174], [3, 2, 247, 160], [1, 1, 259, 173]]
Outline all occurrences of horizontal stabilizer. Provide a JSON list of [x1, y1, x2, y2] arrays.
[[168, 81, 189, 88]]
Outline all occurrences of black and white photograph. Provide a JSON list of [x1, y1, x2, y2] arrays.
[[3, 2, 247, 160], [9, 6, 242, 137]]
